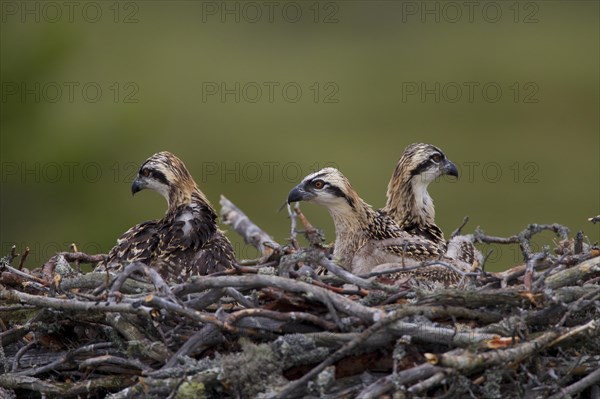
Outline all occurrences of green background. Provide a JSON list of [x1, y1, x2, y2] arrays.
[[1, 1, 598, 272]]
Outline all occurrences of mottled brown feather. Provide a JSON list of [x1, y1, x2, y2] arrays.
[[289, 168, 442, 276], [96, 152, 234, 282], [382, 143, 481, 267]]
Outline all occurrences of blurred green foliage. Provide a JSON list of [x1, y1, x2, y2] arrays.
[[1, 1, 598, 272]]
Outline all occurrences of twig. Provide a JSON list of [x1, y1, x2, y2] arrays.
[[0, 290, 151, 316], [17, 247, 29, 271], [109, 262, 176, 303], [356, 363, 442, 399], [451, 216, 470, 238], [270, 309, 415, 399], [226, 308, 337, 332], [173, 275, 381, 324], [104, 313, 171, 362], [60, 251, 105, 264], [417, 287, 541, 308], [479, 247, 494, 273], [545, 257, 600, 289], [0, 374, 135, 396], [316, 255, 396, 293], [12, 339, 37, 372], [438, 320, 597, 375], [0, 263, 48, 287], [524, 251, 548, 291], [555, 287, 600, 327], [69, 244, 81, 274], [220, 195, 280, 257], [224, 287, 256, 308], [162, 324, 224, 369], [144, 295, 230, 332], [474, 224, 570, 261], [15, 342, 115, 376], [78, 355, 151, 373], [57, 272, 154, 294], [288, 202, 300, 249], [547, 366, 600, 399], [548, 320, 598, 348], [408, 371, 448, 394], [8, 245, 18, 263], [294, 206, 325, 246]]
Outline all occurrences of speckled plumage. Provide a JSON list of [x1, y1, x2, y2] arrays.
[[287, 168, 442, 275], [96, 152, 235, 281], [372, 263, 463, 286], [382, 143, 481, 267]]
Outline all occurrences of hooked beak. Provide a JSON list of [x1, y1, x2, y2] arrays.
[[287, 184, 313, 204], [131, 177, 145, 196], [442, 159, 459, 178]]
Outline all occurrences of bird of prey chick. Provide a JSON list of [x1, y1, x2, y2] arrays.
[[287, 167, 449, 278], [96, 151, 235, 282], [381, 143, 482, 267]]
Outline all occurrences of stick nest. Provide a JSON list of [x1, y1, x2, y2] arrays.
[[1, 198, 599, 399]]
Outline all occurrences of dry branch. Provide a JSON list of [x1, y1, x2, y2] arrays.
[[220, 194, 280, 257]]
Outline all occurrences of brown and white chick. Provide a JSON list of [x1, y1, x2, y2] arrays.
[[287, 167, 445, 277], [381, 143, 482, 268], [96, 151, 235, 281]]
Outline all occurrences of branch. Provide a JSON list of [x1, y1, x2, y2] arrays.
[[172, 275, 381, 324], [220, 195, 280, 257], [316, 254, 396, 292], [451, 216, 470, 238], [269, 309, 410, 399], [544, 257, 600, 289], [547, 366, 600, 399], [293, 206, 325, 246], [474, 223, 570, 261], [356, 363, 442, 399], [0, 290, 151, 316], [0, 374, 135, 396]]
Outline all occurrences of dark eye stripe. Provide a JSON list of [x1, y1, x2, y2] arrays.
[[151, 170, 170, 186], [411, 160, 433, 176], [326, 185, 355, 209]]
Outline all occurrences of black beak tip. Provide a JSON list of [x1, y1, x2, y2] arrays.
[[287, 187, 304, 204], [446, 161, 459, 178], [131, 180, 142, 196]]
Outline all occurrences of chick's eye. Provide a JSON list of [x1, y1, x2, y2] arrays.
[[313, 180, 325, 189], [141, 169, 150, 177], [431, 154, 442, 163]]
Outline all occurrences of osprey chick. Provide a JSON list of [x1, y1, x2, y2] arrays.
[[97, 151, 235, 281], [382, 143, 481, 266], [287, 168, 443, 276]]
